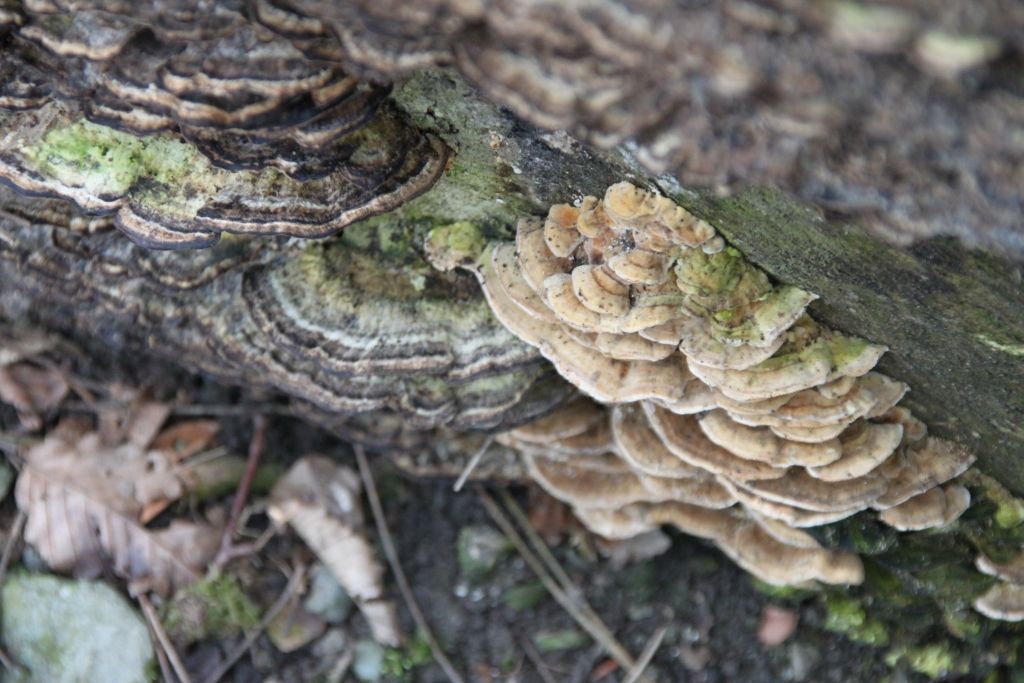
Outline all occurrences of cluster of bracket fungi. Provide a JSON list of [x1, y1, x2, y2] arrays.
[[0, 0, 447, 248], [470, 182, 978, 590], [0, 0, 1021, 630]]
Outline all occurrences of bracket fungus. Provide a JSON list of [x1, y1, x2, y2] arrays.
[[974, 551, 1024, 622], [0, 185, 570, 436], [0, 3, 447, 248], [234, 0, 1024, 255], [474, 182, 977, 588]]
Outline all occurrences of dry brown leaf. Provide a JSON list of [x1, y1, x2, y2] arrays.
[[526, 485, 581, 546], [0, 327, 69, 429], [13, 414, 220, 595], [16, 465, 219, 595], [152, 419, 220, 462], [269, 455, 404, 647], [0, 326, 59, 366]]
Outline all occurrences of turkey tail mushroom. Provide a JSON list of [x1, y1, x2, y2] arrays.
[[472, 182, 977, 588]]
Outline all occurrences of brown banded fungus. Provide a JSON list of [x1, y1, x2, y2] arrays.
[[474, 183, 976, 587], [0, 185, 571, 435], [0, 3, 447, 248]]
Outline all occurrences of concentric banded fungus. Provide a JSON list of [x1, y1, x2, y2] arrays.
[[0, 5, 447, 248], [478, 182, 976, 587], [0, 186, 570, 434]]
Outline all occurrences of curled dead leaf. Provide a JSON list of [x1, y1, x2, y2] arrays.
[[13, 410, 221, 595], [269, 455, 404, 647], [0, 326, 68, 429]]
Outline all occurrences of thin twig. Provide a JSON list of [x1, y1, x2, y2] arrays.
[[452, 436, 495, 493], [200, 564, 306, 683], [326, 645, 355, 683], [213, 415, 267, 571], [494, 489, 651, 680], [518, 635, 559, 683], [149, 632, 175, 683], [138, 592, 193, 683], [498, 489, 583, 600], [478, 490, 651, 683], [0, 647, 19, 674], [0, 510, 26, 674], [622, 626, 667, 683], [170, 403, 295, 418], [62, 400, 295, 418], [354, 446, 466, 683], [0, 510, 25, 590]]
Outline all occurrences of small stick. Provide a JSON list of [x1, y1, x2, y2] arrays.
[[138, 592, 193, 683], [200, 564, 306, 683], [213, 415, 267, 570], [498, 490, 584, 600], [0, 510, 26, 673], [496, 490, 645, 670], [170, 403, 295, 418], [452, 436, 494, 493], [326, 645, 355, 683], [149, 633, 175, 683], [0, 646, 20, 674], [354, 446, 466, 683], [518, 635, 559, 683], [622, 626, 667, 683], [0, 510, 26, 589], [478, 490, 651, 683]]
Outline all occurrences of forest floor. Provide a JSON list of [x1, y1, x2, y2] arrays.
[[0, 331, 922, 683]]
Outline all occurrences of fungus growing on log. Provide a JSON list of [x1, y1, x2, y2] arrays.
[[0, 4, 447, 248], [464, 182, 976, 587], [247, 0, 1024, 256], [0, 185, 570, 434]]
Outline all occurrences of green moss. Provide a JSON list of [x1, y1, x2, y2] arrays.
[[750, 579, 817, 602], [824, 596, 890, 646], [976, 334, 1024, 358], [382, 634, 433, 679], [971, 472, 1024, 529], [424, 221, 488, 271], [885, 643, 968, 679], [161, 572, 260, 645]]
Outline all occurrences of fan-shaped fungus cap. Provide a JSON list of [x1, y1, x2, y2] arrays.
[[690, 323, 887, 403], [0, 103, 447, 248], [611, 404, 713, 480], [716, 518, 864, 586], [878, 484, 970, 531], [874, 437, 976, 509], [525, 453, 733, 511], [643, 403, 787, 482], [974, 583, 1024, 622], [698, 410, 843, 467]]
